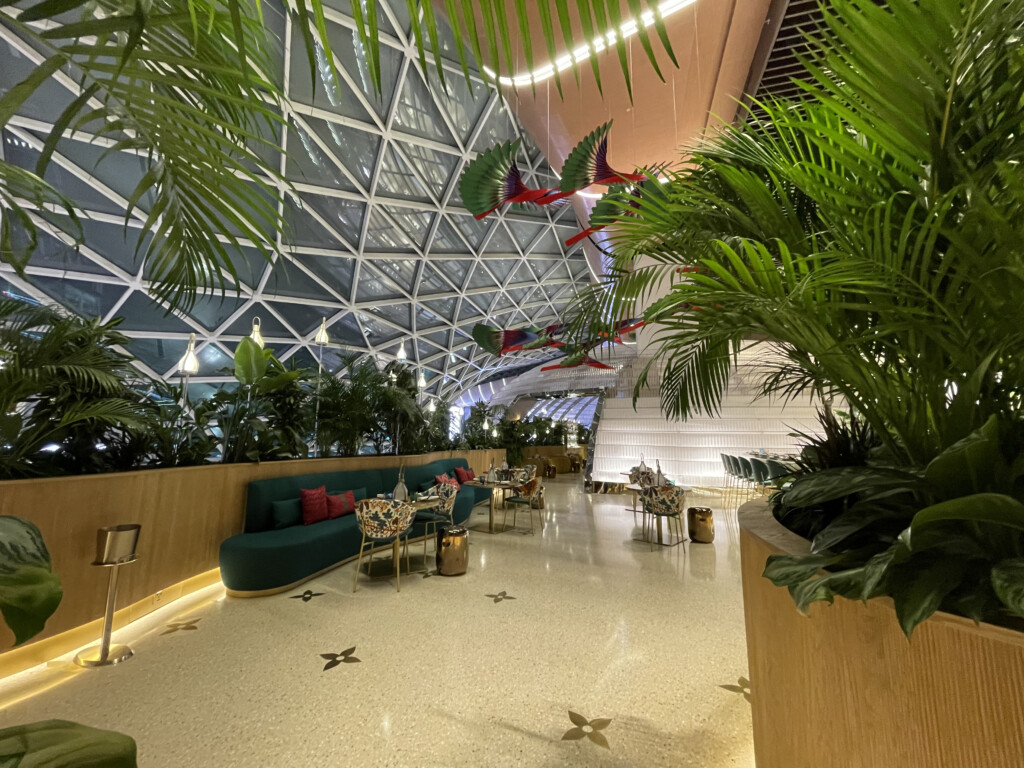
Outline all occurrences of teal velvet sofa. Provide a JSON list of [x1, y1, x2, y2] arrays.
[[219, 458, 489, 594]]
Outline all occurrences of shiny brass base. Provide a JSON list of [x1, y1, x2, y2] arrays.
[[74, 643, 133, 668]]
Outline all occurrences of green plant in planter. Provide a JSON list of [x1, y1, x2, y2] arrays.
[[0, 300, 148, 479], [564, 0, 1024, 632]]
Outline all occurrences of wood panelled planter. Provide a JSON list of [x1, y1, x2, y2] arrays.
[[739, 500, 1024, 768], [0, 449, 505, 667]]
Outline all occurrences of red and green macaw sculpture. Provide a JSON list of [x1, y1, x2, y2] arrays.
[[459, 121, 649, 234], [472, 318, 644, 370]]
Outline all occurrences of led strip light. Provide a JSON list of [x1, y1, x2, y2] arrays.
[[482, 0, 699, 88]]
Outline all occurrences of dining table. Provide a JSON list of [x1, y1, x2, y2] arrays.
[[462, 479, 517, 533]]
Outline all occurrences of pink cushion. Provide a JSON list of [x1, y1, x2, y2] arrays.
[[327, 490, 356, 518], [300, 486, 329, 525]]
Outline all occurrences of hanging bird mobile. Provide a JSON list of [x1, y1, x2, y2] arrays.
[[472, 318, 644, 370]]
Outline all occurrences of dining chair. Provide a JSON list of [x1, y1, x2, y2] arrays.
[[737, 456, 756, 490], [639, 485, 687, 550], [414, 481, 458, 563], [503, 477, 542, 533], [766, 459, 794, 484], [352, 499, 415, 593], [749, 457, 771, 493]]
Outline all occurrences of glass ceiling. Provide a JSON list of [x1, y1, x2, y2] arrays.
[[0, 0, 592, 400]]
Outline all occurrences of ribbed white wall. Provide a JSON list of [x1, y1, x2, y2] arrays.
[[591, 348, 822, 487]]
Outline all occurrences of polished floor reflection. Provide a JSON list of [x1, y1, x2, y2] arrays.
[[4, 478, 755, 767]]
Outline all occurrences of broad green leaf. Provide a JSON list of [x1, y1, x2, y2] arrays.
[[0, 720, 137, 767], [789, 567, 866, 614], [910, 493, 1024, 534], [763, 553, 831, 587], [0, 412, 21, 443], [233, 337, 266, 386], [782, 466, 922, 509], [991, 559, 1024, 618], [889, 555, 966, 637], [924, 415, 1004, 498], [859, 545, 899, 600], [0, 516, 63, 646]]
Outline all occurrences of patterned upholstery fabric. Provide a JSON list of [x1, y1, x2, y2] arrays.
[[509, 478, 539, 501], [355, 499, 415, 540], [639, 485, 687, 517], [435, 480, 458, 516], [637, 468, 657, 488]]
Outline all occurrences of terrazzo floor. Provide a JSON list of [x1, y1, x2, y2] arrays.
[[2, 477, 756, 767]]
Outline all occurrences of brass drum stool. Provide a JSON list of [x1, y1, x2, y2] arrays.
[[687, 507, 715, 543], [436, 526, 468, 576]]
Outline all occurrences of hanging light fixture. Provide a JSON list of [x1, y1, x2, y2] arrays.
[[417, 370, 426, 389], [483, 417, 489, 430], [396, 340, 407, 361], [428, 399, 437, 413], [492, 428, 498, 438], [176, 333, 200, 376], [314, 317, 329, 346], [249, 317, 264, 348]]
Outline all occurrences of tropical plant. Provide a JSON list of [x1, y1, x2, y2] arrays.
[[0, 299, 149, 478], [195, 337, 310, 463], [462, 402, 498, 449], [566, 0, 1024, 633]]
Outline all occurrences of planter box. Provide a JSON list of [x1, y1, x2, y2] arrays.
[[739, 500, 1024, 768]]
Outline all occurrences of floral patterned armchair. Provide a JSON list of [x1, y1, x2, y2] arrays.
[[355, 499, 416, 541], [639, 485, 687, 549]]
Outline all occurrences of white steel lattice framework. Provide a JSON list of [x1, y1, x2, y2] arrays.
[[0, 0, 592, 402]]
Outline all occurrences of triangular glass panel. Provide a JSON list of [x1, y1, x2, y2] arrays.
[[468, 291, 496, 313], [266, 300, 330, 336], [0, 41, 75, 126], [392, 68, 454, 143], [3, 132, 121, 216], [302, 115, 379, 189], [397, 141, 458, 193], [376, 143, 431, 202], [73, 218, 147, 275], [530, 229, 564, 256], [436, 259, 472, 290], [300, 194, 365, 246], [457, 300, 481, 321], [284, 199, 343, 250], [357, 312, 403, 343], [29, 275, 124, 320], [426, 66, 487, 144], [371, 258, 418, 294], [187, 294, 248, 331], [481, 259, 517, 283], [265, 254, 338, 302], [474, 103, 517, 150], [355, 265, 404, 301], [363, 207, 416, 252], [466, 265, 497, 290], [483, 222, 517, 254], [492, 293, 513, 312], [286, 120, 359, 192], [332, 29, 403, 121], [382, 207, 434, 250], [124, 337, 188, 376], [428, 217, 469, 253], [285, 347, 319, 371], [423, 297, 457, 322], [508, 260, 536, 285], [196, 342, 235, 377], [287, 34, 373, 123], [423, 329, 449, 348], [368, 303, 411, 330], [224, 304, 292, 337], [506, 220, 544, 250], [327, 312, 369, 348], [21, 227, 112, 277], [418, 263, 451, 296], [415, 340, 436, 361], [293, 254, 356, 297], [507, 287, 533, 305], [113, 291, 192, 332], [448, 214, 488, 250]]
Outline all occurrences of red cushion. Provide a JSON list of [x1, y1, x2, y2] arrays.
[[300, 486, 329, 525], [467, 468, 476, 480], [454, 466, 470, 485], [327, 490, 356, 518]]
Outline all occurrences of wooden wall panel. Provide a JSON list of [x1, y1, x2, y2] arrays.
[[0, 449, 504, 654], [739, 501, 1024, 768]]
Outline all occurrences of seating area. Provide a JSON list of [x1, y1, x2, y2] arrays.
[[219, 459, 489, 594]]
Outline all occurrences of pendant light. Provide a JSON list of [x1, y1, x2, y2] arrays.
[[396, 340, 407, 361], [427, 399, 437, 413], [177, 333, 200, 376], [416, 370, 426, 389], [314, 317, 329, 346], [483, 417, 489, 430], [249, 317, 264, 348]]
